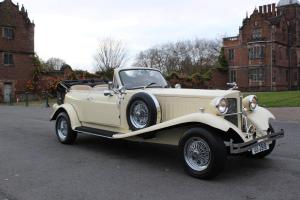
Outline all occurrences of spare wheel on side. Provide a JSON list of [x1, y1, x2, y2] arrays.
[[126, 92, 161, 131]]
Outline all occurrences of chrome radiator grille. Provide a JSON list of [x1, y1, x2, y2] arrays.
[[224, 98, 239, 127]]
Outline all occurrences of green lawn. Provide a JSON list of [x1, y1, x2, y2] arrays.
[[244, 91, 300, 108]]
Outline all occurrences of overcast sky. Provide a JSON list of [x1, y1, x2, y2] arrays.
[[15, 0, 276, 72]]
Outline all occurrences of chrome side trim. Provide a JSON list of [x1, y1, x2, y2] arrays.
[[76, 130, 115, 139], [74, 127, 116, 139], [144, 92, 162, 124]]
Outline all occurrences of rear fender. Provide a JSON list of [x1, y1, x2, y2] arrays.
[[50, 103, 81, 130]]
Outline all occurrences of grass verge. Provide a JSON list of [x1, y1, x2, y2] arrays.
[[244, 90, 300, 107]]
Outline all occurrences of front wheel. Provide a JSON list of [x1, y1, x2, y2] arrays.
[[55, 112, 77, 145], [179, 128, 227, 179]]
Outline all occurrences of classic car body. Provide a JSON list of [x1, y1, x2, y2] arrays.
[[51, 68, 284, 179]]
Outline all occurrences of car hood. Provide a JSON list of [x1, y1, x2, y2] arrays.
[[145, 88, 240, 99]]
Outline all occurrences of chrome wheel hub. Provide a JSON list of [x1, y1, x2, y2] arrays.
[[184, 137, 211, 171], [130, 100, 149, 129], [57, 117, 68, 140]]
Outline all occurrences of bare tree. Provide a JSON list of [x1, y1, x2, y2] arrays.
[[94, 38, 128, 72], [45, 57, 66, 71], [134, 38, 222, 75]]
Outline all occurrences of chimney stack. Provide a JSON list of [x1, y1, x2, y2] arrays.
[[272, 3, 276, 15], [259, 6, 263, 13], [268, 4, 272, 15], [263, 5, 267, 14]]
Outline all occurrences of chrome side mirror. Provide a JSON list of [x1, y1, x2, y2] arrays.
[[175, 84, 182, 89], [104, 90, 113, 97], [108, 81, 114, 90], [118, 86, 127, 94]]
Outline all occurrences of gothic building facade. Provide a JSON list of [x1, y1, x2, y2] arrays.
[[0, 0, 34, 102], [223, 0, 300, 91]]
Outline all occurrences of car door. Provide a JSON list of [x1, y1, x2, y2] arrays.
[[69, 90, 92, 123], [84, 90, 121, 127]]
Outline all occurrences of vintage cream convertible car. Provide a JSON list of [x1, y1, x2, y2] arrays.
[[51, 68, 284, 179]]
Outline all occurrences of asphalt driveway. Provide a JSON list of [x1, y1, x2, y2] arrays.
[[0, 106, 299, 200], [269, 107, 300, 122]]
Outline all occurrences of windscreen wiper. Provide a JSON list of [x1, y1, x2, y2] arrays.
[[144, 82, 157, 89]]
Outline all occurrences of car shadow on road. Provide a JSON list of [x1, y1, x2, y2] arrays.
[[73, 135, 277, 181]]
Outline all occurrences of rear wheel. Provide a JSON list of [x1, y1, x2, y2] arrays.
[[179, 128, 227, 179], [55, 112, 77, 145]]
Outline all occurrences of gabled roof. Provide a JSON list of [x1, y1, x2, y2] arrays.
[[0, 0, 34, 26]]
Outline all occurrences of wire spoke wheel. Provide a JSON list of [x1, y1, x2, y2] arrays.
[[55, 112, 77, 145], [57, 117, 68, 140], [184, 137, 211, 171], [129, 100, 149, 129]]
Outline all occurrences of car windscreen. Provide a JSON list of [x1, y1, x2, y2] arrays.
[[119, 69, 168, 89]]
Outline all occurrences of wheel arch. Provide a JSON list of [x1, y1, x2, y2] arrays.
[[51, 107, 66, 121], [50, 104, 81, 130]]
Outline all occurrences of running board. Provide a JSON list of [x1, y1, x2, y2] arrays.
[[75, 126, 116, 139]]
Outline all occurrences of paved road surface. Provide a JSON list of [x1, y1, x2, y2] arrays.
[[0, 106, 299, 200], [269, 107, 300, 122]]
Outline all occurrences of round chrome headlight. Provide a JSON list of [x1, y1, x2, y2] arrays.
[[249, 95, 258, 111], [215, 98, 228, 114]]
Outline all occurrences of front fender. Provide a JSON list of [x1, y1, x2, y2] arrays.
[[247, 106, 275, 131], [50, 103, 81, 130], [113, 112, 241, 139]]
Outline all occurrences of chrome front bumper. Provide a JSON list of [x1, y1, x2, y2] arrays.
[[227, 129, 285, 154]]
